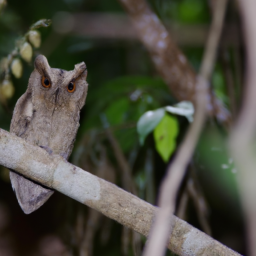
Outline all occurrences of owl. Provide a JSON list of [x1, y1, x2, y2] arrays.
[[9, 55, 88, 214]]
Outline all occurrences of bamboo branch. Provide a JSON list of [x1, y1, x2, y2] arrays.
[[0, 128, 240, 256], [118, 0, 230, 124]]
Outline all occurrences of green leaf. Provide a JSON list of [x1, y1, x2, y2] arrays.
[[165, 101, 194, 122], [137, 108, 165, 145], [153, 114, 179, 162]]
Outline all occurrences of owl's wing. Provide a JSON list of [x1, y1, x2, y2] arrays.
[[10, 91, 33, 137], [9, 91, 54, 214]]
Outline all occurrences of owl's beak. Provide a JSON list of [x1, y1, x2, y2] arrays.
[[54, 88, 60, 104]]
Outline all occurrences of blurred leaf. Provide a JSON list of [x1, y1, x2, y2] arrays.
[[196, 126, 240, 210], [88, 76, 169, 104], [165, 101, 194, 122], [137, 108, 165, 145], [153, 114, 178, 162], [135, 170, 146, 191], [178, 0, 207, 23], [0, 9, 22, 31], [212, 65, 229, 105], [115, 128, 138, 153], [105, 98, 130, 126], [67, 42, 93, 53], [81, 75, 173, 132]]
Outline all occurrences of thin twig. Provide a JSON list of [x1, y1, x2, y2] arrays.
[[187, 177, 211, 236], [104, 128, 141, 255], [221, 49, 237, 118], [176, 168, 211, 236], [229, 0, 256, 254], [101, 115, 140, 254], [176, 189, 189, 220], [105, 128, 135, 193], [142, 0, 228, 255], [100, 114, 137, 193]]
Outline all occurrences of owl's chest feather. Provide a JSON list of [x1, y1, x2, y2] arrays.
[[25, 104, 79, 156]]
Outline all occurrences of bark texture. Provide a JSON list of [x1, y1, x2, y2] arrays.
[[118, 0, 230, 123]]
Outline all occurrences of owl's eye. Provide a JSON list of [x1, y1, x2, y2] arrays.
[[67, 82, 75, 93], [41, 76, 51, 88]]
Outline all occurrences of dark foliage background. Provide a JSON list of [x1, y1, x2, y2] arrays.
[[0, 0, 245, 255]]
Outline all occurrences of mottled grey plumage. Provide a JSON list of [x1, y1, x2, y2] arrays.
[[10, 55, 88, 214]]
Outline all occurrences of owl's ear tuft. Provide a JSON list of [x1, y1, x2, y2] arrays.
[[34, 55, 51, 75], [74, 62, 87, 80]]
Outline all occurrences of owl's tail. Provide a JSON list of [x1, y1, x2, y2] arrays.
[[9, 171, 54, 214]]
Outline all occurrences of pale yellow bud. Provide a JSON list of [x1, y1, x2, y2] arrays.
[[0, 57, 8, 70], [20, 42, 33, 62], [0, 79, 15, 99], [11, 58, 23, 78], [28, 30, 41, 48]]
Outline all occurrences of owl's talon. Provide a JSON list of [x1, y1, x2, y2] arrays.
[[60, 152, 69, 161]]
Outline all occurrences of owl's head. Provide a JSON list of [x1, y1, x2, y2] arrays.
[[29, 55, 88, 111]]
